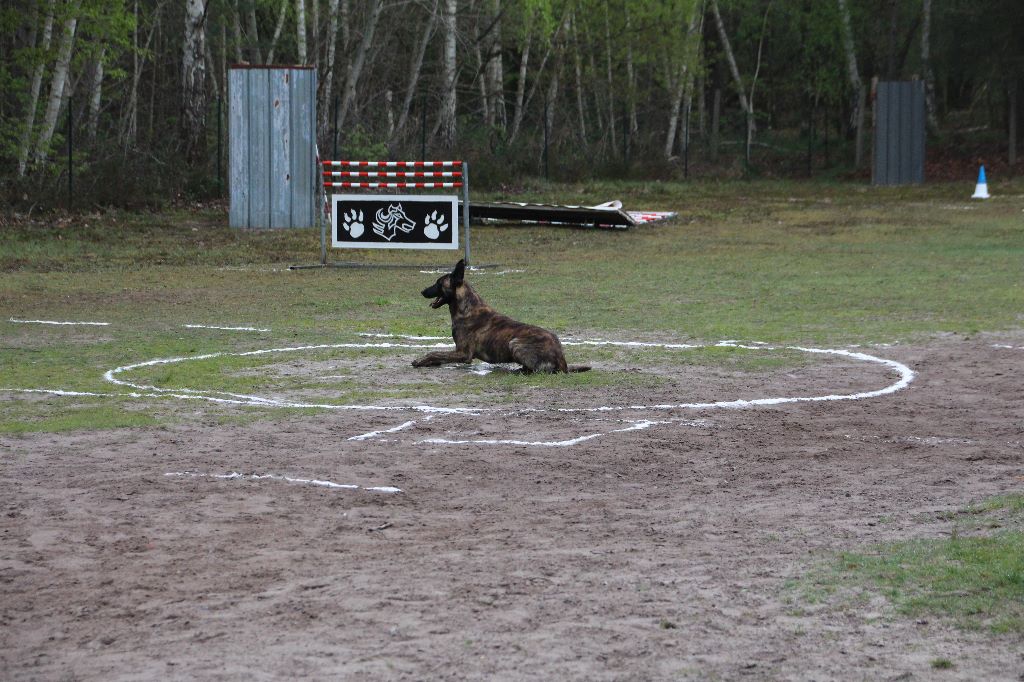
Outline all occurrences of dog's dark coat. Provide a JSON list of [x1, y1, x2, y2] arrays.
[[412, 260, 590, 373]]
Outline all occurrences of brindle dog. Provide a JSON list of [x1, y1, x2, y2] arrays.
[[412, 260, 590, 373]]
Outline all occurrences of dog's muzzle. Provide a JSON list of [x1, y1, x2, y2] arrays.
[[422, 285, 445, 309]]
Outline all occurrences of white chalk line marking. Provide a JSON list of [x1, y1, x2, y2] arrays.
[[100, 342, 477, 414], [992, 344, 1024, 350], [419, 268, 525, 275], [165, 471, 401, 493], [420, 419, 671, 447], [183, 324, 270, 332], [2, 336, 916, 447], [9, 318, 110, 326], [349, 417, 431, 441]]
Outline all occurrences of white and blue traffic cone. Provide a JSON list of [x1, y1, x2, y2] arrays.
[[971, 165, 990, 199]]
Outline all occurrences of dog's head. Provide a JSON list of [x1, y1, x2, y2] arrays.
[[421, 259, 465, 309]]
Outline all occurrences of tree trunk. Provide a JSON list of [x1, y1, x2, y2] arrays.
[[17, 0, 56, 177], [310, 0, 320, 68], [920, 0, 938, 131], [296, 0, 308, 64], [509, 29, 530, 143], [123, 1, 161, 148], [34, 1, 80, 166], [663, 2, 703, 159], [473, 13, 490, 125], [711, 86, 721, 162], [487, 0, 506, 130], [710, 0, 758, 165], [87, 48, 106, 140], [266, 0, 289, 63], [664, 66, 684, 159], [572, 12, 587, 142], [204, 34, 220, 97], [246, 2, 263, 63], [337, 0, 383, 131], [710, 1, 752, 118], [1009, 79, 1018, 166], [391, 1, 437, 147], [604, 1, 615, 150], [232, 1, 244, 62], [181, 0, 207, 162], [543, 66, 559, 164], [624, 5, 637, 135], [440, 0, 458, 149], [836, 0, 865, 168], [317, 0, 340, 140]]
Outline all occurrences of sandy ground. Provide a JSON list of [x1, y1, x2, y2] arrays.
[[1, 333, 1023, 680]]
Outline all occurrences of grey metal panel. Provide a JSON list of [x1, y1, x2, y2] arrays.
[[873, 81, 925, 186], [290, 68, 316, 228], [228, 69, 249, 228], [888, 82, 900, 183], [269, 69, 291, 228], [247, 69, 271, 227]]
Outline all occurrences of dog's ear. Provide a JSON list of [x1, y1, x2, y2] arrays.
[[452, 259, 465, 286]]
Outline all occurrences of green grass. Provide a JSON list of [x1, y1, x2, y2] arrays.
[[0, 402, 160, 434], [2, 177, 1022, 432], [798, 494, 1024, 634]]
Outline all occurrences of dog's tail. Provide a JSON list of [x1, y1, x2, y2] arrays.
[[567, 364, 592, 373]]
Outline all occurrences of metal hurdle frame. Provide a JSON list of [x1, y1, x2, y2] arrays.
[[294, 156, 472, 269]]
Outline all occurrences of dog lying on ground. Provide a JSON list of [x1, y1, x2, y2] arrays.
[[412, 260, 590, 373]]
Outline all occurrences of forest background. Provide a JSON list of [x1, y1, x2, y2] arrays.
[[1, 0, 1021, 209]]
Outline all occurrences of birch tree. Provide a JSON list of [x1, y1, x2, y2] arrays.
[[710, 0, 769, 166], [439, 0, 458, 149], [663, 0, 703, 159], [337, 0, 384, 131], [265, 0, 289, 63], [181, 0, 207, 162], [295, 0, 308, 64], [390, 1, 438, 147], [16, 0, 56, 176], [33, 0, 81, 166], [318, 0, 341, 139]]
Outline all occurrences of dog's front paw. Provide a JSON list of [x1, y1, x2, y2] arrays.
[[411, 357, 426, 367]]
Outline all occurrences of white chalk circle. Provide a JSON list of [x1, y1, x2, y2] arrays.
[[101, 338, 913, 412], [3, 337, 915, 447]]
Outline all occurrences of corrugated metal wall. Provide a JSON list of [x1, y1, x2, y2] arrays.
[[229, 66, 317, 228], [873, 80, 926, 186]]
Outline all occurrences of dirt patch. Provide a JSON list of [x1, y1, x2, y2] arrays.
[[2, 334, 1023, 679]]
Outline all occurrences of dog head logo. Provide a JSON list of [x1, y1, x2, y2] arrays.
[[372, 204, 416, 241]]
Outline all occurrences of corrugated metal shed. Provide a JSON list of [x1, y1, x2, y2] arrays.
[[229, 65, 317, 228], [873, 80, 926, 186]]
